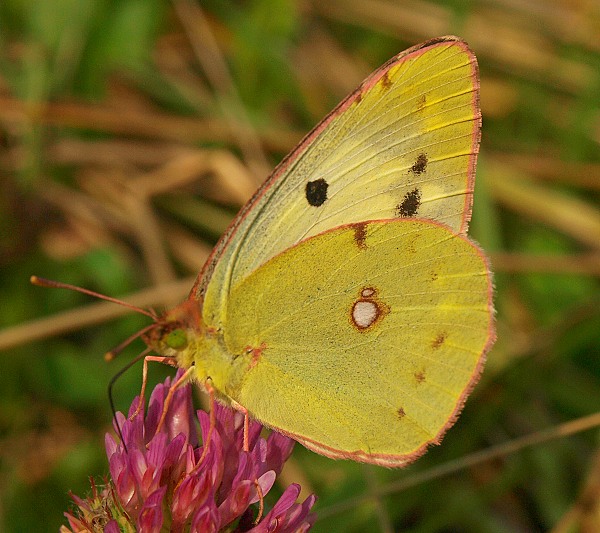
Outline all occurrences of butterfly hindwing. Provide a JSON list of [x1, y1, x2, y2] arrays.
[[222, 220, 493, 466]]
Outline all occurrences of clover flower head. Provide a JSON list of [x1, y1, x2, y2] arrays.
[[62, 370, 317, 532]]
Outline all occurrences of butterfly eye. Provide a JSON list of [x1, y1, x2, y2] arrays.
[[165, 329, 188, 350]]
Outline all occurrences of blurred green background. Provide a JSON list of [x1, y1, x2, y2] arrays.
[[1, 1, 599, 531]]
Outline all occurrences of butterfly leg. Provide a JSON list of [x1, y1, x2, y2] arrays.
[[228, 400, 266, 523], [130, 354, 178, 420], [155, 365, 195, 434], [214, 396, 266, 521], [228, 399, 265, 521], [254, 478, 264, 524], [229, 399, 251, 452], [197, 380, 216, 466]]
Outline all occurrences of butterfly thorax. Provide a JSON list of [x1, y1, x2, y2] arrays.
[[143, 298, 251, 404]]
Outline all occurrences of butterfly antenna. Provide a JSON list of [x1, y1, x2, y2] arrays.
[[30, 276, 158, 320], [104, 323, 160, 362]]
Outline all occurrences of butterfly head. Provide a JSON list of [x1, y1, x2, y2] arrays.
[[142, 298, 202, 368]]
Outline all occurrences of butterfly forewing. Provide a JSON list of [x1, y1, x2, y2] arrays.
[[198, 37, 480, 327]]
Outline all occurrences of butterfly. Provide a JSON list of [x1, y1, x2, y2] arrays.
[[63, 35, 495, 468]]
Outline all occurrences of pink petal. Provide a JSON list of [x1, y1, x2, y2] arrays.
[[136, 486, 167, 533], [249, 470, 276, 504]]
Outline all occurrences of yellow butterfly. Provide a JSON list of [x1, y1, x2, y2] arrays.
[[132, 36, 494, 467]]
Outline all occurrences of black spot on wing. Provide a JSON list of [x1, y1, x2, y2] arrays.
[[410, 153, 428, 175], [396, 188, 421, 218], [305, 179, 328, 207]]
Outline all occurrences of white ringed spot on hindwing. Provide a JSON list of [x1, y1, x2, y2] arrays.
[[349, 287, 390, 332]]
